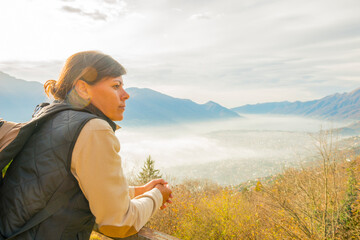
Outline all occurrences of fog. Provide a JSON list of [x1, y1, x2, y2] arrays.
[[116, 115, 351, 185]]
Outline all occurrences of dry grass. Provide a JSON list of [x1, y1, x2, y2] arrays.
[[147, 133, 360, 239]]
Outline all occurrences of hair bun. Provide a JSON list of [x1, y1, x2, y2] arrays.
[[44, 79, 58, 98]]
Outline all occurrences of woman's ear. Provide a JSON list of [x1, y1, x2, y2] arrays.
[[74, 80, 91, 100]]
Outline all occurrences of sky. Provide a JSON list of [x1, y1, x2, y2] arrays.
[[0, 0, 359, 108]]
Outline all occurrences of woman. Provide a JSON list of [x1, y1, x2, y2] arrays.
[[0, 51, 172, 239]]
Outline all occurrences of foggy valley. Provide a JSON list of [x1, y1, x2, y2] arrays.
[[117, 114, 353, 185]]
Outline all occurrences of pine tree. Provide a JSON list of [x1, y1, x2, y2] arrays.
[[255, 180, 263, 192], [137, 155, 162, 184]]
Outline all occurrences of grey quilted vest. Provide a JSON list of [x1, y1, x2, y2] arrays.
[[0, 102, 117, 240]]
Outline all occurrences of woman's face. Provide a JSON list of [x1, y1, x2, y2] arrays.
[[87, 76, 130, 121]]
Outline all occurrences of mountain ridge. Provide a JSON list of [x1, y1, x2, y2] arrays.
[[0, 72, 48, 122], [0, 71, 240, 125], [122, 87, 240, 126], [232, 87, 360, 120]]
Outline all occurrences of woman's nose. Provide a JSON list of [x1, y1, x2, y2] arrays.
[[121, 89, 130, 100]]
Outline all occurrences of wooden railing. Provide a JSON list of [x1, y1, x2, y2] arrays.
[[91, 228, 181, 240]]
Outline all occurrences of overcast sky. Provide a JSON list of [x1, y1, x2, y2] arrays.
[[0, 0, 359, 108]]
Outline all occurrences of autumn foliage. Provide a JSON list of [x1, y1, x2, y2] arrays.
[[148, 136, 360, 239]]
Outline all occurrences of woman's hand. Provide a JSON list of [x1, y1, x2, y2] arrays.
[[143, 179, 168, 192], [133, 179, 173, 209], [155, 183, 173, 210], [133, 179, 169, 197]]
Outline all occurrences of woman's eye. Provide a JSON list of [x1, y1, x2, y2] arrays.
[[113, 84, 120, 89]]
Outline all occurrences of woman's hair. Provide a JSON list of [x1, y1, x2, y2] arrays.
[[44, 51, 126, 100]]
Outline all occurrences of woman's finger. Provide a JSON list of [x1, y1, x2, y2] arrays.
[[152, 179, 167, 185]]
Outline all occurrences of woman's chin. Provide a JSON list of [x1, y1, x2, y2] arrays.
[[111, 115, 124, 121]]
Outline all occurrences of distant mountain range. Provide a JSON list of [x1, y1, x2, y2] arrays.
[[2, 70, 359, 126], [0, 72, 48, 122], [232, 88, 360, 120], [122, 88, 239, 126], [0, 71, 240, 125]]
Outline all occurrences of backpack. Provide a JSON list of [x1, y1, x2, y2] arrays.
[[0, 120, 24, 178], [0, 120, 23, 152], [0, 102, 87, 240], [0, 103, 50, 180]]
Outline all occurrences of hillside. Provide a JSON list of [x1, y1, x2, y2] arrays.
[[121, 88, 240, 126], [0, 71, 240, 125], [0, 72, 48, 122], [232, 88, 360, 120], [148, 151, 360, 239], [338, 121, 360, 136]]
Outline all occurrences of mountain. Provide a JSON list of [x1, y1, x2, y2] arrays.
[[0, 71, 240, 125], [203, 101, 239, 118], [337, 121, 360, 136], [232, 88, 360, 120], [0, 72, 48, 122], [121, 88, 240, 126]]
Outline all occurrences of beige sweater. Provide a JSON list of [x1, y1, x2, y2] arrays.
[[71, 118, 163, 238]]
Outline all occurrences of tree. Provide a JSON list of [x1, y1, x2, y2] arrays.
[[137, 155, 162, 184]]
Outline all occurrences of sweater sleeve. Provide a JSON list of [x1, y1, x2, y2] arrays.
[[128, 186, 135, 199], [71, 118, 163, 238]]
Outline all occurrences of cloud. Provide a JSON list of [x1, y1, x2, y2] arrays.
[[0, 60, 63, 83], [173, 8, 183, 12], [61, 5, 81, 13], [1, 0, 360, 108], [103, 0, 120, 4], [61, 5, 107, 21], [59, 0, 128, 21], [190, 12, 212, 20]]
